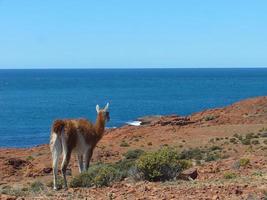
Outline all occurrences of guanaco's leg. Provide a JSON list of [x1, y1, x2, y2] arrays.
[[77, 154, 83, 173], [84, 147, 93, 171], [61, 150, 71, 190], [50, 133, 62, 190]]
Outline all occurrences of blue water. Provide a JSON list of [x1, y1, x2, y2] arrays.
[[0, 68, 267, 147]]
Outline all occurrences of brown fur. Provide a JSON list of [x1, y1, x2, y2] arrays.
[[52, 120, 65, 134], [50, 104, 109, 190], [51, 116, 105, 152]]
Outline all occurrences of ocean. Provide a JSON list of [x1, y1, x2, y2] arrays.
[[0, 68, 267, 147]]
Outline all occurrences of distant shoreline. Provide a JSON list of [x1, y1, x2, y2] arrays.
[[1, 95, 267, 149], [1, 68, 267, 147]]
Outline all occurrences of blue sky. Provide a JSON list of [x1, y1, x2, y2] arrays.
[[0, 0, 267, 69]]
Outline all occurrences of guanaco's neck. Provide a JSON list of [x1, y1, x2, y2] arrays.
[[95, 112, 106, 137]]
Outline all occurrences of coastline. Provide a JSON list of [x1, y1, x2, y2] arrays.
[[1, 96, 267, 199], [1, 95, 267, 149]]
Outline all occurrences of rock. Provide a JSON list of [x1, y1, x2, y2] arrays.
[[157, 116, 195, 126], [260, 132, 267, 137], [137, 115, 163, 125], [5, 158, 30, 169], [137, 115, 195, 127], [43, 167, 52, 174], [212, 195, 219, 200], [178, 168, 198, 180], [127, 188, 136, 193], [235, 188, 243, 195], [0, 194, 17, 200]]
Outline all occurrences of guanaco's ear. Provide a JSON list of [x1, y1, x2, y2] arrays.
[[104, 102, 109, 111], [96, 104, 100, 113]]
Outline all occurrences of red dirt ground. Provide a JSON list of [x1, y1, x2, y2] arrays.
[[1, 96, 267, 199]]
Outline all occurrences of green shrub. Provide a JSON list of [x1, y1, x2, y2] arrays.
[[252, 171, 263, 177], [179, 159, 193, 169], [251, 140, 260, 145], [47, 177, 64, 189], [241, 138, 251, 145], [93, 166, 120, 187], [209, 138, 215, 143], [205, 152, 221, 162], [21, 187, 29, 192], [229, 138, 238, 144], [70, 164, 122, 188], [239, 158, 250, 167], [26, 156, 34, 161], [196, 160, 202, 165], [245, 133, 256, 140], [120, 140, 130, 147], [263, 140, 267, 145], [224, 172, 237, 179], [1, 186, 28, 197], [209, 146, 222, 151], [233, 133, 239, 138], [179, 146, 224, 162], [233, 134, 243, 141], [179, 148, 204, 160], [123, 149, 144, 160], [136, 147, 186, 181], [113, 159, 135, 178], [30, 181, 44, 193], [259, 127, 265, 132], [204, 115, 215, 121]]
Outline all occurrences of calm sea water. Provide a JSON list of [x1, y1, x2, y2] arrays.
[[0, 68, 267, 147]]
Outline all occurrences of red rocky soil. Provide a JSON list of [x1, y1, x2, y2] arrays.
[[1, 96, 267, 199]]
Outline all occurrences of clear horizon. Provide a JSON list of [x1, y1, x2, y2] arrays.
[[0, 67, 267, 70], [0, 1, 267, 69]]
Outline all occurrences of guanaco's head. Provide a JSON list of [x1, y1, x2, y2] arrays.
[[96, 103, 110, 122]]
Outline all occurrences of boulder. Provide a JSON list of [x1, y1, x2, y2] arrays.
[[178, 168, 198, 180], [155, 116, 195, 126]]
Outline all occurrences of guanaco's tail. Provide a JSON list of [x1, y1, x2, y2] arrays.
[[51, 120, 65, 135]]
